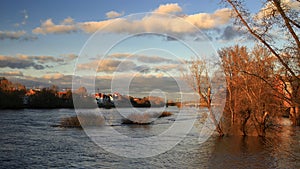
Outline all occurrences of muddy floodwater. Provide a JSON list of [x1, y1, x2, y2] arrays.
[[0, 108, 299, 168]]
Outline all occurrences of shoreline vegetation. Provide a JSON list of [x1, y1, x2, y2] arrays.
[[0, 77, 179, 109]]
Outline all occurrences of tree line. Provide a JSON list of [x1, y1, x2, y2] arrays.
[[0, 79, 72, 109], [0, 78, 97, 109]]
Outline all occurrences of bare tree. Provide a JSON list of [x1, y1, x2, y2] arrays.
[[223, 0, 300, 126], [219, 45, 282, 136], [219, 45, 250, 134], [182, 58, 224, 136]]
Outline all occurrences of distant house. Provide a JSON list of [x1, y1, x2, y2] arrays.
[[94, 92, 115, 108], [57, 91, 68, 98], [23, 89, 37, 105], [25, 89, 36, 96]]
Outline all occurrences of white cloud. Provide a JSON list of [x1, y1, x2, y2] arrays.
[[0, 71, 24, 77], [109, 53, 132, 59], [286, 0, 300, 9], [0, 54, 44, 69], [153, 3, 182, 14], [79, 18, 125, 33], [16, 54, 64, 63], [61, 17, 74, 24], [185, 8, 232, 29], [106, 11, 123, 19], [81, 8, 231, 33], [32, 3, 232, 35], [0, 54, 72, 70], [77, 59, 137, 73], [0, 30, 37, 41], [154, 64, 181, 71], [42, 73, 64, 80], [108, 53, 177, 63], [0, 30, 26, 40], [61, 53, 78, 61], [32, 18, 77, 34], [255, 0, 300, 20]]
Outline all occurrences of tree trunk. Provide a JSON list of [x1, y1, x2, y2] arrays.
[[241, 109, 250, 136], [260, 111, 269, 137], [291, 106, 300, 126], [228, 86, 235, 125], [296, 106, 300, 126], [207, 106, 224, 136]]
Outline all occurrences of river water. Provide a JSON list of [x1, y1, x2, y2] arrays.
[[0, 108, 299, 168]]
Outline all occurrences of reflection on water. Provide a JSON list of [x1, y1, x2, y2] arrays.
[[0, 108, 299, 168]]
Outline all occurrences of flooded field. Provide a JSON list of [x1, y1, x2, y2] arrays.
[[0, 108, 299, 168]]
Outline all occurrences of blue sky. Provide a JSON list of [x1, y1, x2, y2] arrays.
[[0, 0, 264, 94]]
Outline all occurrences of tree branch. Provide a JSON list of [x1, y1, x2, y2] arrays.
[[226, 0, 299, 80], [271, 0, 300, 49]]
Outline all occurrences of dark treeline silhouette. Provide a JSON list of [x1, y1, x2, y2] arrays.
[[0, 89, 26, 109], [27, 88, 74, 109], [0, 77, 26, 109], [0, 77, 76, 109]]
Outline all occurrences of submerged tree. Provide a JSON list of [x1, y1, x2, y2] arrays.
[[223, 0, 300, 126], [182, 58, 224, 136], [219, 45, 284, 136]]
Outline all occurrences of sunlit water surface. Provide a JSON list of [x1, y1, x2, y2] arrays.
[[0, 108, 299, 168]]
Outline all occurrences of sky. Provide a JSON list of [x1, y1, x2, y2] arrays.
[[0, 0, 270, 98]]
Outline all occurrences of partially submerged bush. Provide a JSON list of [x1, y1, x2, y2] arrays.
[[121, 111, 173, 125], [78, 114, 105, 127], [60, 116, 81, 128], [122, 113, 152, 125], [158, 111, 173, 118], [59, 114, 104, 128], [152, 111, 173, 118]]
